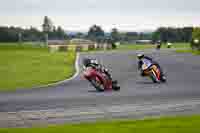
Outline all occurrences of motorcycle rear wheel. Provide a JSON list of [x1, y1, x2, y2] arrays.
[[112, 80, 120, 91], [160, 75, 167, 83], [113, 86, 120, 91]]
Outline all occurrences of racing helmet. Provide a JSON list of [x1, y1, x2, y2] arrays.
[[137, 53, 144, 59], [90, 59, 98, 65], [82, 58, 91, 67], [82, 58, 98, 67]]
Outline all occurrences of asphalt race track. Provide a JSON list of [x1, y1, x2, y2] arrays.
[[0, 50, 200, 127]]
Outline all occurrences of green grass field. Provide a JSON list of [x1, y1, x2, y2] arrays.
[[118, 43, 190, 50], [0, 43, 76, 91], [118, 43, 155, 50], [1, 115, 200, 133]]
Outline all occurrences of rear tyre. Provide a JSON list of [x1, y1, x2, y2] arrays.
[[113, 86, 120, 91], [90, 78, 105, 92], [160, 75, 167, 83], [112, 80, 120, 91]]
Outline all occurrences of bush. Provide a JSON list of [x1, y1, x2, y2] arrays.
[[191, 28, 200, 50], [112, 43, 117, 49]]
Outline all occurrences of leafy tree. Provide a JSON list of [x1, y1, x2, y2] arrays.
[[110, 28, 120, 43], [152, 27, 193, 43], [0, 25, 68, 42], [138, 32, 152, 40], [156, 27, 168, 43], [87, 25, 104, 42], [124, 32, 139, 42], [48, 26, 68, 40], [0, 16, 69, 42], [56, 26, 67, 39], [182, 27, 193, 42], [22, 27, 43, 41], [0, 26, 22, 42], [42, 16, 53, 33]]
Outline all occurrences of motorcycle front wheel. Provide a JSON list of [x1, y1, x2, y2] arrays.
[[90, 77, 105, 92]]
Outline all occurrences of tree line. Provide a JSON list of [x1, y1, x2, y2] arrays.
[[152, 27, 193, 43], [0, 26, 68, 42], [84, 25, 194, 44], [152, 27, 200, 50], [0, 26, 44, 42], [0, 16, 67, 42], [0, 16, 199, 48], [86, 25, 152, 43]]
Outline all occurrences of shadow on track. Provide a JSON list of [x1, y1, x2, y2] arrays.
[[88, 90, 101, 93], [136, 81, 158, 85]]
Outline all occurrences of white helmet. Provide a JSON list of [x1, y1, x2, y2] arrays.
[[137, 53, 144, 59], [91, 59, 98, 65]]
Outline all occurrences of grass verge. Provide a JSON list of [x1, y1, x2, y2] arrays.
[[0, 43, 76, 91], [116, 43, 190, 51], [176, 49, 200, 55], [117, 44, 155, 50], [1, 115, 200, 132], [80, 43, 190, 53]]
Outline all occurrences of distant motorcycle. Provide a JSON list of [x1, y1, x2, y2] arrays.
[[141, 63, 166, 83], [155, 41, 162, 50], [156, 44, 161, 50], [83, 66, 120, 92], [167, 43, 172, 48]]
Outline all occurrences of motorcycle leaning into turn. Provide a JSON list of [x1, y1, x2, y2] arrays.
[[140, 63, 167, 83], [137, 54, 167, 83], [82, 59, 120, 92]]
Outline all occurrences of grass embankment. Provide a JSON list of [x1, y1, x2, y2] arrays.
[[1, 115, 200, 132], [118, 43, 190, 50], [0, 43, 76, 91]]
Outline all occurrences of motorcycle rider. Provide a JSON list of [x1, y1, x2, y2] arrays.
[[156, 40, 162, 50], [82, 58, 112, 80], [137, 54, 165, 80]]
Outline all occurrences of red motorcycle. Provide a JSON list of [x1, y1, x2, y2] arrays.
[[83, 66, 120, 92]]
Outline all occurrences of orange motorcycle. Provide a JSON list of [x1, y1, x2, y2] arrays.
[[142, 63, 166, 83]]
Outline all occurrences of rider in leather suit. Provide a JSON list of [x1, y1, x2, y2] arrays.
[[83, 58, 112, 80], [137, 54, 164, 77]]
